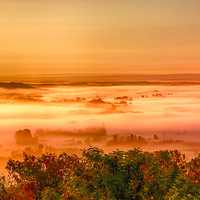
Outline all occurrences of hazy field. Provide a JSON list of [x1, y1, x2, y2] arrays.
[[0, 81, 200, 141], [0, 76, 200, 173]]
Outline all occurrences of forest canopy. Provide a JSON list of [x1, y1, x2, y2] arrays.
[[0, 148, 200, 200]]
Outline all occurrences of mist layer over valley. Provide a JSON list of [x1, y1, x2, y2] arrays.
[[0, 75, 200, 172], [0, 79, 200, 138]]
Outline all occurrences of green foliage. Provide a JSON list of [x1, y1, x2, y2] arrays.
[[41, 187, 61, 200], [0, 148, 199, 199]]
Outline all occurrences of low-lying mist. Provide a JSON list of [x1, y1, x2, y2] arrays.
[[0, 83, 200, 173]]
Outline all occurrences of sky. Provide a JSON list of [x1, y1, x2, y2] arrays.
[[0, 0, 200, 75]]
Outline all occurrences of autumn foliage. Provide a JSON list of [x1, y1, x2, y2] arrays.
[[0, 148, 200, 200]]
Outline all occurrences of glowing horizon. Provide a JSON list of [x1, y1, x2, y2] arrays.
[[0, 1, 200, 75]]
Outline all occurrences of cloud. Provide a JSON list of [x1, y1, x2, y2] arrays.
[[0, 90, 42, 103]]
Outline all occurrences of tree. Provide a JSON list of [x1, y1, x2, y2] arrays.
[[2, 148, 200, 200]]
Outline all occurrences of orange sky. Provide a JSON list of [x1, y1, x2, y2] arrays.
[[0, 1, 200, 75]]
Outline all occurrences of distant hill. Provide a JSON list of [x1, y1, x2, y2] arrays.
[[0, 82, 33, 89], [1, 73, 200, 86]]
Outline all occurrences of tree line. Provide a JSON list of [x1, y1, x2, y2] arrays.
[[0, 148, 200, 200]]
